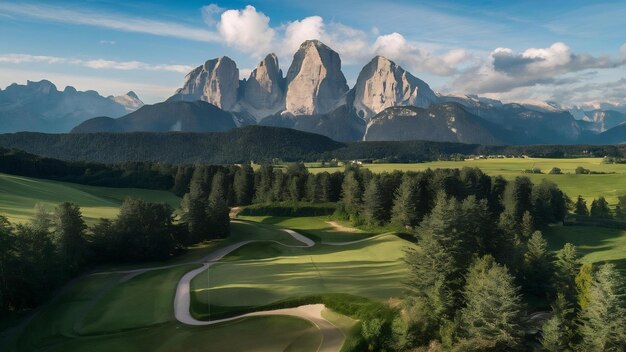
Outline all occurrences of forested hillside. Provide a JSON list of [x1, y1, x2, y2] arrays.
[[1, 126, 625, 165]]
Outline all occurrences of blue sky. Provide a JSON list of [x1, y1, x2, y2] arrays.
[[0, 0, 624, 107]]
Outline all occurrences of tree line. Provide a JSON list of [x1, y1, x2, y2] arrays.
[[3, 126, 626, 166], [0, 170, 234, 313]]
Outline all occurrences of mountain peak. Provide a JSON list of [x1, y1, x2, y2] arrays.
[[284, 40, 348, 115], [26, 79, 58, 94], [126, 91, 139, 99], [300, 39, 326, 49], [170, 55, 239, 110], [242, 53, 284, 117], [353, 54, 438, 120]]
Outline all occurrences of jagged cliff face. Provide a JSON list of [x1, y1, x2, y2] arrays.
[[170, 57, 239, 110], [284, 40, 349, 116], [159, 40, 584, 144], [242, 53, 284, 116], [352, 56, 438, 120]]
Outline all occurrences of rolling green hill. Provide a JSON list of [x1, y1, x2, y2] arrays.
[[0, 173, 180, 223]]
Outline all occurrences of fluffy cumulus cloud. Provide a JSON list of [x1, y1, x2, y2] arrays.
[[217, 5, 275, 56], [279, 16, 369, 64], [452, 42, 626, 95], [207, 4, 469, 75], [373, 33, 472, 76], [282, 16, 326, 55]]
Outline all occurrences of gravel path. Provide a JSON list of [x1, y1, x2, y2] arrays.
[[172, 225, 347, 351]]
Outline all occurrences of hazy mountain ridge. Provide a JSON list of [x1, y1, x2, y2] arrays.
[[0, 80, 143, 133], [72, 100, 254, 133]]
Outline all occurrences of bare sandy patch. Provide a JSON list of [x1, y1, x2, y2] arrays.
[[325, 220, 359, 233]]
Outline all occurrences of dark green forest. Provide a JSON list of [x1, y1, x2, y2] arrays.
[[1, 126, 625, 164]]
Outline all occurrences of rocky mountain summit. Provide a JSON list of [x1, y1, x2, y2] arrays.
[[242, 53, 285, 117], [168, 56, 240, 110], [352, 56, 438, 120], [68, 39, 623, 144], [284, 40, 349, 116]]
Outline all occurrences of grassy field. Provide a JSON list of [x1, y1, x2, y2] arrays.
[[309, 157, 626, 206], [544, 225, 626, 272], [236, 215, 374, 243], [0, 221, 330, 352], [190, 216, 414, 315], [0, 173, 180, 223]]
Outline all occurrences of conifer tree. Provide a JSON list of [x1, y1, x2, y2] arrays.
[[575, 262, 594, 311], [233, 164, 254, 205], [207, 172, 230, 238], [363, 177, 386, 226], [53, 202, 88, 274], [554, 243, 579, 304], [458, 255, 524, 349], [392, 174, 420, 228], [578, 264, 626, 351], [574, 195, 589, 216], [590, 196, 612, 219], [541, 293, 575, 351], [341, 170, 362, 221], [254, 164, 274, 203], [406, 192, 464, 318], [523, 231, 553, 297]]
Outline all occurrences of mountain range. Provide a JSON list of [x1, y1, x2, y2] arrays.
[[0, 80, 143, 133], [4, 40, 626, 145]]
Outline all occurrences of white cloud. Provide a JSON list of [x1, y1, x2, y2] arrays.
[[280, 16, 370, 64], [0, 3, 473, 78], [201, 4, 224, 26], [0, 54, 192, 73], [217, 5, 275, 56], [0, 2, 221, 43], [451, 42, 626, 94], [0, 54, 67, 65], [239, 68, 253, 80], [373, 32, 471, 76], [282, 16, 326, 55], [99, 40, 116, 45]]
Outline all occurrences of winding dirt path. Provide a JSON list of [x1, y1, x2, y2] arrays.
[[173, 225, 349, 351], [96, 222, 372, 351]]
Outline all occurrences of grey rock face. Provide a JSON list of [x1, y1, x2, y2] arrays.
[[352, 56, 438, 120], [243, 53, 284, 112], [170, 56, 239, 110], [284, 40, 349, 115]]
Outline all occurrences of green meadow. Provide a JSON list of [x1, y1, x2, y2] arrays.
[[545, 225, 626, 272], [309, 157, 626, 206], [0, 173, 180, 223], [0, 221, 332, 352]]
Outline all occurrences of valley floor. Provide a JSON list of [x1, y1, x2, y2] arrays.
[[0, 218, 396, 352]]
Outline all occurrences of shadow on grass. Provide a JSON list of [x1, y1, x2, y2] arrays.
[[544, 224, 626, 272]]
